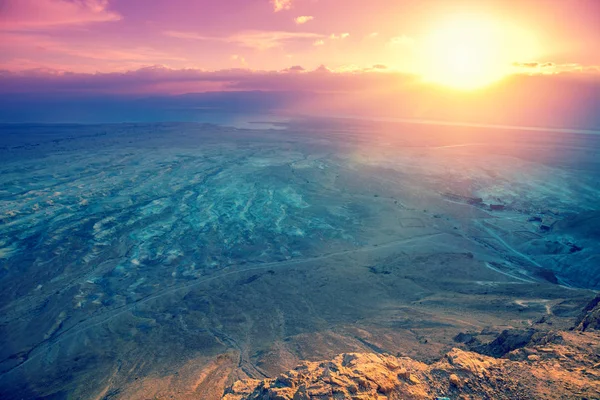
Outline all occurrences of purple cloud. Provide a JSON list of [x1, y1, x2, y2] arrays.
[[0, 0, 121, 30]]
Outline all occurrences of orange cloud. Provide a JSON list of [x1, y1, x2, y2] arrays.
[[231, 54, 248, 66], [231, 30, 324, 50], [330, 33, 350, 40], [272, 0, 292, 12], [511, 62, 600, 75], [294, 16, 314, 25]]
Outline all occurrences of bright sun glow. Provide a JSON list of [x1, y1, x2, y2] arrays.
[[420, 14, 525, 90]]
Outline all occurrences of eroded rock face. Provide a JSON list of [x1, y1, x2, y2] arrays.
[[224, 331, 600, 400], [574, 294, 600, 332], [471, 328, 536, 357], [223, 352, 430, 400]]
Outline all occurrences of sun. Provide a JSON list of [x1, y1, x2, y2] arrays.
[[419, 14, 517, 90]]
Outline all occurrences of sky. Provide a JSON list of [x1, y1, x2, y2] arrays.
[[0, 0, 599, 127]]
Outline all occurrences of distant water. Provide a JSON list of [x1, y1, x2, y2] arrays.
[[220, 114, 289, 130], [320, 114, 600, 136], [156, 112, 289, 130]]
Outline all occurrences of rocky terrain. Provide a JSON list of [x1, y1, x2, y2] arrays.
[[225, 295, 600, 400]]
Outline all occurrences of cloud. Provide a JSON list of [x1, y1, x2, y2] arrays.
[[282, 65, 305, 72], [314, 65, 331, 73], [165, 30, 323, 50], [163, 31, 213, 41], [309, 32, 351, 47], [366, 32, 379, 39], [4, 64, 596, 96], [0, 0, 121, 30], [272, 0, 292, 12], [0, 65, 410, 95], [330, 33, 350, 40], [583, 66, 600, 73], [231, 30, 324, 50], [230, 54, 248, 66], [0, 32, 186, 72], [333, 65, 363, 73], [294, 16, 314, 25], [0, 64, 597, 97], [513, 62, 546, 68], [331, 64, 390, 73], [511, 61, 597, 75]]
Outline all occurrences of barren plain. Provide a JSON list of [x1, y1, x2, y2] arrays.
[[0, 119, 599, 399]]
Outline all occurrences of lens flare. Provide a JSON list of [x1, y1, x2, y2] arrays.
[[418, 14, 534, 90]]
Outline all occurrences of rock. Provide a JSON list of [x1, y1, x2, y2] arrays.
[[449, 373, 462, 387], [274, 372, 297, 389], [574, 294, 600, 332], [292, 386, 309, 400], [225, 379, 262, 396], [453, 332, 478, 345], [224, 330, 600, 399], [473, 329, 535, 357], [397, 368, 410, 380]]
